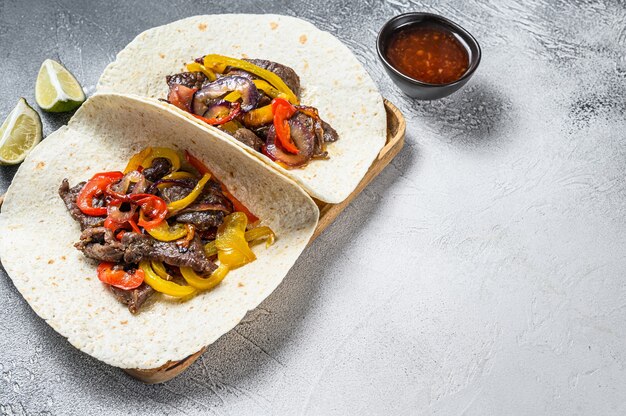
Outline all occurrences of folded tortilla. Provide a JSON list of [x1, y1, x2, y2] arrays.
[[0, 93, 318, 369], [97, 14, 387, 204]]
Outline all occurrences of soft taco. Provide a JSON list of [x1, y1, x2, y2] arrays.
[[97, 14, 387, 204], [0, 93, 318, 370]]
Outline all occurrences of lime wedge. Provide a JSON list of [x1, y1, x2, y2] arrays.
[[35, 59, 85, 112], [0, 98, 43, 165]]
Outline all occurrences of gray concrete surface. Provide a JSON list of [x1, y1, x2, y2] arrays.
[[1, 0, 625, 414]]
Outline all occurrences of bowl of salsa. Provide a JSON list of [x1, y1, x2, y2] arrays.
[[377, 12, 481, 100]]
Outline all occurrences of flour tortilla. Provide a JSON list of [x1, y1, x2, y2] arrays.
[[0, 93, 318, 369], [97, 14, 387, 204]]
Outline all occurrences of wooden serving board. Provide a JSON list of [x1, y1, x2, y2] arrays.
[[0, 99, 406, 384]]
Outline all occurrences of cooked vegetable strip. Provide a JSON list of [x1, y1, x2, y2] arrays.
[[185, 62, 216, 81], [252, 79, 283, 99], [180, 264, 229, 290], [136, 195, 168, 230], [272, 98, 299, 154], [241, 104, 274, 128], [204, 226, 276, 257], [166, 173, 211, 213], [202, 54, 299, 104], [97, 262, 144, 290], [76, 172, 124, 216], [146, 221, 188, 241], [162, 171, 196, 181], [140, 260, 197, 297], [216, 212, 256, 268], [125, 147, 152, 173], [244, 226, 276, 247], [141, 147, 181, 172], [150, 260, 171, 280]]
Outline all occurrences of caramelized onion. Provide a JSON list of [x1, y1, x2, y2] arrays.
[[264, 117, 315, 167], [193, 76, 260, 115]]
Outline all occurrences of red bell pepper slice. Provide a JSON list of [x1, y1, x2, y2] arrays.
[[184, 150, 259, 223], [168, 84, 197, 112], [191, 102, 241, 126], [76, 172, 124, 216], [97, 262, 144, 290], [272, 97, 299, 154], [135, 195, 168, 230]]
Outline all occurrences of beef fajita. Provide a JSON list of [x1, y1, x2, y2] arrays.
[[59, 147, 274, 314], [164, 55, 339, 168]]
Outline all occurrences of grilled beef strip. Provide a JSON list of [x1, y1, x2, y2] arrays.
[[143, 157, 173, 182], [161, 178, 233, 231], [232, 127, 264, 152], [166, 71, 209, 90], [321, 121, 339, 142], [75, 227, 125, 262], [109, 283, 155, 314], [122, 233, 217, 274], [59, 179, 106, 230]]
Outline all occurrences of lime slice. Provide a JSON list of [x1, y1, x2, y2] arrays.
[[0, 98, 43, 165], [35, 59, 85, 112]]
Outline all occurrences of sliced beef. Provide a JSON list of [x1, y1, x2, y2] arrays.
[[243, 59, 301, 97], [232, 127, 264, 151], [59, 179, 105, 230], [172, 180, 232, 231], [175, 211, 226, 231], [75, 227, 125, 262], [321, 120, 339, 142], [109, 283, 155, 314], [159, 178, 232, 231], [166, 71, 209, 90], [122, 233, 216, 275], [143, 157, 172, 182], [159, 180, 196, 203]]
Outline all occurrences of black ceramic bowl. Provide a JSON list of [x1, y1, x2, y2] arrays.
[[377, 12, 481, 100]]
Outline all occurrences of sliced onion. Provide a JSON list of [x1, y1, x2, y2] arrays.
[[108, 200, 137, 224], [193, 76, 260, 114], [264, 117, 315, 167], [111, 170, 147, 195]]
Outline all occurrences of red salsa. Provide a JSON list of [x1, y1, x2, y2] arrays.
[[386, 23, 469, 84]]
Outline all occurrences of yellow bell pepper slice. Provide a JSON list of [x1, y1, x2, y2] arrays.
[[221, 121, 240, 134], [140, 260, 196, 297], [124, 147, 153, 174], [151, 260, 171, 280], [241, 104, 274, 128], [204, 225, 276, 257], [202, 54, 299, 104], [141, 147, 181, 172], [253, 79, 282, 99], [186, 62, 216, 81], [216, 212, 256, 268], [224, 91, 241, 102], [166, 173, 211, 213], [146, 221, 188, 242], [162, 171, 196, 181], [180, 264, 230, 291]]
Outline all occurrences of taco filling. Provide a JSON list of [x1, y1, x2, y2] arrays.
[[163, 54, 339, 168], [59, 147, 275, 314]]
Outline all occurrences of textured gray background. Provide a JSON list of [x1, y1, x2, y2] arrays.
[[1, 0, 625, 415]]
